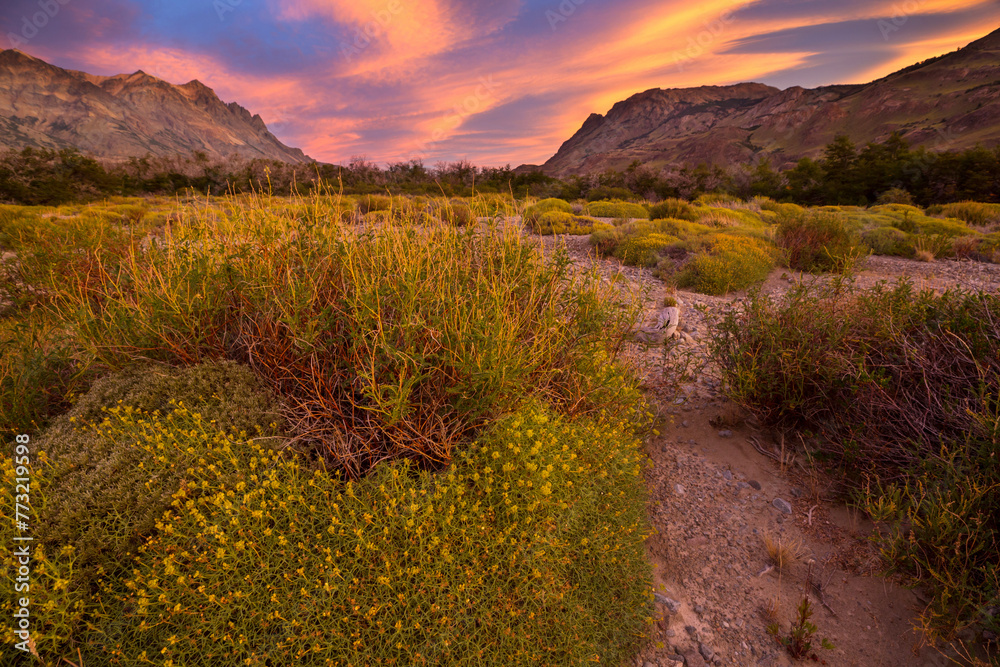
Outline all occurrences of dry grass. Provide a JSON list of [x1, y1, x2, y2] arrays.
[[764, 533, 804, 572]]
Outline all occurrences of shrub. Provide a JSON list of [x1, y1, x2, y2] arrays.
[[875, 188, 915, 205], [586, 186, 633, 202], [934, 201, 1000, 229], [648, 199, 698, 222], [46, 197, 642, 477], [861, 226, 914, 257], [583, 200, 648, 220], [436, 200, 473, 226], [532, 211, 599, 235], [694, 207, 765, 228], [356, 194, 392, 214], [759, 200, 805, 219], [523, 198, 572, 226], [711, 283, 1000, 643], [776, 212, 865, 274], [650, 218, 714, 238], [711, 280, 1000, 473], [588, 225, 621, 255], [613, 233, 681, 267], [1, 400, 653, 665], [674, 234, 776, 295], [914, 217, 974, 238]]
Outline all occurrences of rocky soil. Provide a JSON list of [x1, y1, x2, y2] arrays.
[[537, 233, 1000, 667]]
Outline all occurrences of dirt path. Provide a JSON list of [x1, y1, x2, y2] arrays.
[[537, 233, 1000, 667]]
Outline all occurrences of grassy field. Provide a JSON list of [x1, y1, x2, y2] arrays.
[[1, 191, 999, 664]]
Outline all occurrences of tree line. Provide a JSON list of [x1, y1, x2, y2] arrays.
[[1, 133, 998, 206]]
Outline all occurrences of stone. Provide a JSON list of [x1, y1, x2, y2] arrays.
[[748, 480, 762, 491], [772, 498, 793, 514], [699, 643, 715, 662], [685, 625, 698, 637], [717, 430, 733, 438], [675, 484, 686, 496], [722, 470, 733, 481], [654, 593, 682, 614], [663, 655, 685, 664]]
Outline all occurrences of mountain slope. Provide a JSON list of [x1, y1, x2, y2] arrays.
[[0, 50, 310, 163], [541, 27, 1000, 177]]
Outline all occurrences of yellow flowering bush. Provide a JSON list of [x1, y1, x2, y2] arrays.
[[675, 234, 777, 295], [2, 400, 653, 665]]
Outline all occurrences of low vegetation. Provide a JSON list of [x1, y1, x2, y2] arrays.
[[0, 192, 655, 664], [711, 280, 1000, 641]]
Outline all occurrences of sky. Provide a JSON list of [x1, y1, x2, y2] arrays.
[[4, 0, 999, 167]]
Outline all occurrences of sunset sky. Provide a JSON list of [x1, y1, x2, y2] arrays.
[[5, 0, 999, 167]]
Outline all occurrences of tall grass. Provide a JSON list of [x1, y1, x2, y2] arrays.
[[44, 192, 641, 477]]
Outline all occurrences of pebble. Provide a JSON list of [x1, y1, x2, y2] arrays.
[[663, 655, 685, 664], [748, 480, 762, 491], [675, 484, 686, 496], [654, 593, 682, 614], [699, 643, 715, 662], [722, 470, 732, 481], [717, 430, 733, 438], [685, 625, 698, 637], [772, 498, 793, 514]]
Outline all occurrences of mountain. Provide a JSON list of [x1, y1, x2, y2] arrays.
[[0, 49, 310, 163], [541, 27, 1000, 177]]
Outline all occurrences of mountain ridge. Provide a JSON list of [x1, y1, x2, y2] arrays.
[[0, 49, 310, 163], [539, 27, 1000, 177]]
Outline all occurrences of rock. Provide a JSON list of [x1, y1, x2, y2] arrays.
[[772, 498, 793, 514], [675, 484, 686, 496], [699, 643, 715, 662], [717, 430, 733, 438], [748, 480, 762, 491], [644, 662, 657, 667], [654, 593, 682, 613], [693, 604, 705, 616], [722, 470, 733, 481], [663, 654, 685, 664], [685, 625, 698, 638]]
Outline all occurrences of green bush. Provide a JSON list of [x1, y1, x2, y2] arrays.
[[613, 233, 681, 267], [523, 198, 572, 226], [710, 281, 1000, 641], [674, 234, 775, 295], [861, 226, 915, 257], [583, 200, 648, 220], [777, 213, 865, 273], [648, 199, 697, 222], [1, 399, 653, 665], [532, 211, 600, 235]]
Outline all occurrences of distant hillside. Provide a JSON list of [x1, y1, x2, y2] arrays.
[[541, 27, 1000, 177], [0, 49, 310, 163]]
